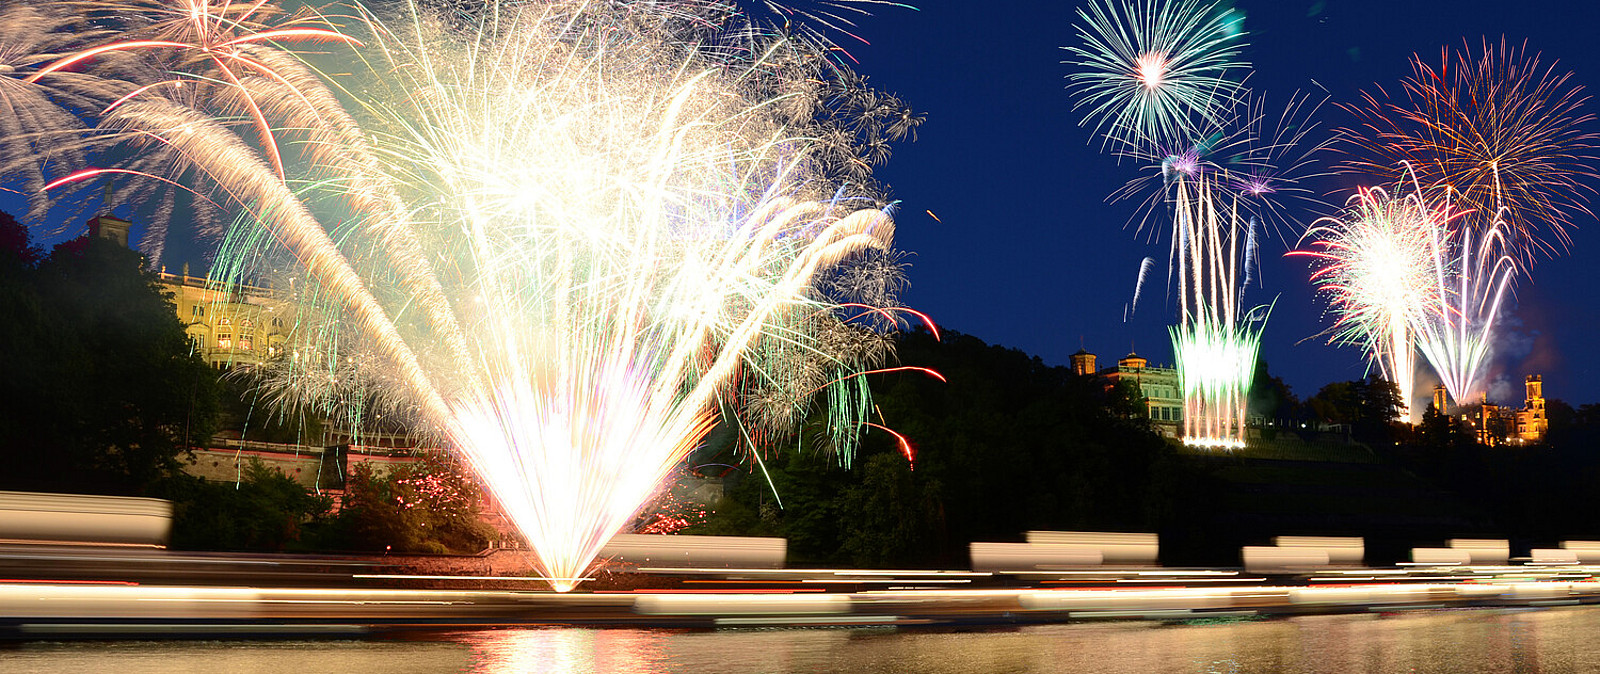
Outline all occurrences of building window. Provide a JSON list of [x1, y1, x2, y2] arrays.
[[239, 333, 253, 351], [218, 333, 232, 350], [192, 304, 205, 319]]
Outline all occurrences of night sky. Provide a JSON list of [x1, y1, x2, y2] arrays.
[[843, 0, 1600, 408], [5, 0, 1597, 408]]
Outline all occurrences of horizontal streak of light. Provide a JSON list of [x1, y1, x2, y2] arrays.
[[0, 540, 165, 549], [713, 615, 901, 626], [0, 579, 139, 586], [351, 574, 590, 582], [1116, 578, 1265, 583], [681, 579, 811, 585], [597, 589, 824, 594], [799, 579, 972, 584]]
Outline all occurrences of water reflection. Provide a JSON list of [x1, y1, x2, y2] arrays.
[[8, 608, 1600, 673], [449, 609, 1600, 674], [460, 628, 670, 674]]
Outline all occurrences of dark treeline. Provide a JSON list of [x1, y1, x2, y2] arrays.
[[694, 328, 1600, 568], [0, 211, 219, 495], [690, 328, 1196, 567]]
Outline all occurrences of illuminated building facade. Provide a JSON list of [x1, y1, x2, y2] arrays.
[[1087, 350, 1184, 438], [1462, 374, 1548, 446], [87, 211, 297, 370], [1475, 394, 1503, 447], [1070, 348, 1097, 377], [159, 268, 295, 370]]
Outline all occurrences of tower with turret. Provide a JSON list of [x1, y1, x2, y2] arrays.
[[1070, 348, 1097, 377], [1515, 375, 1547, 442]]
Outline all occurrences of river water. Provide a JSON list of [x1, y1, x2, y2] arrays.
[[6, 607, 1599, 673]]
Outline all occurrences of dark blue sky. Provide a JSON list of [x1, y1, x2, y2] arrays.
[[6, 0, 1595, 408], [845, 0, 1600, 408]]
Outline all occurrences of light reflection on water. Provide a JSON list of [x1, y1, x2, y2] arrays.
[[7, 608, 1600, 673]]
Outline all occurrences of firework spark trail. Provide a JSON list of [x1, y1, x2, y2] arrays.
[[1414, 200, 1518, 407], [3, 0, 381, 263], [0, 1, 126, 226], [1292, 184, 1446, 420], [3, 1, 922, 587], [1169, 175, 1268, 448], [190, 3, 892, 590], [1341, 38, 1600, 263], [1063, 0, 1248, 153], [1127, 255, 1156, 319], [16, 0, 912, 590], [1335, 39, 1597, 412], [1111, 90, 1333, 242], [100, 97, 456, 428]]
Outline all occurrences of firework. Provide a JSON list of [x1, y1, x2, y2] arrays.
[[1342, 38, 1600, 262], [1063, 0, 1249, 152], [1111, 90, 1333, 241], [23, 0, 912, 591], [1293, 184, 1447, 420], [0, 2, 121, 226], [1169, 175, 1269, 448], [1413, 200, 1518, 408], [2, 0, 371, 263]]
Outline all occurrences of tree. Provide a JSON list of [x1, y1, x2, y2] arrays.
[[0, 223, 219, 494], [692, 327, 1178, 568], [328, 453, 497, 554], [1416, 401, 1475, 454], [152, 460, 331, 552], [1248, 359, 1302, 423], [1306, 376, 1403, 445]]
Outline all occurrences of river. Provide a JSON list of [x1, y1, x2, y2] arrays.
[[5, 606, 1598, 673]]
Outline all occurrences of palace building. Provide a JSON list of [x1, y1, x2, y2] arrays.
[[88, 211, 298, 370], [1077, 348, 1183, 438], [1460, 374, 1548, 446], [1512, 375, 1548, 444], [160, 267, 295, 370]]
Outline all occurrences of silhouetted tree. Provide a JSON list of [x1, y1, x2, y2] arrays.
[[693, 327, 1178, 567], [0, 221, 219, 494]]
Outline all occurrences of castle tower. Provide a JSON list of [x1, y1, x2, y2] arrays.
[[1477, 392, 1501, 447], [1518, 374, 1547, 442], [1118, 352, 1147, 370], [86, 182, 131, 248], [1432, 384, 1447, 415], [1070, 348, 1097, 376], [87, 215, 131, 248]]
